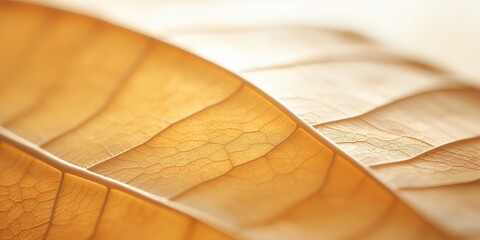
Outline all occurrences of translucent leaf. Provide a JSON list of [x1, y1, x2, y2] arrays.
[[0, 138, 230, 240], [166, 6, 480, 238], [1, 1, 477, 240]]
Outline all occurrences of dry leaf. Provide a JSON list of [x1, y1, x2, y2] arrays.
[[0, 1, 479, 240]]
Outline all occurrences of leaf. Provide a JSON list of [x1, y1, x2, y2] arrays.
[[0, 137, 229, 240], [167, 11, 480, 239], [0, 1, 476, 240]]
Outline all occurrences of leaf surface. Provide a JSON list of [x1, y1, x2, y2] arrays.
[[167, 12, 480, 239], [0, 136, 230, 240], [0, 1, 478, 240]]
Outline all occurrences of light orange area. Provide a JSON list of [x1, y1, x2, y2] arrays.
[[2, 1, 476, 239]]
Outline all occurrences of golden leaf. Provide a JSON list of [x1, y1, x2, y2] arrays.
[[0, 1, 478, 239]]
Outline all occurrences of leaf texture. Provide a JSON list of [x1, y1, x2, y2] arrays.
[[165, 9, 480, 239], [0, 1, 477, 240], [0, 135, 230, 240]]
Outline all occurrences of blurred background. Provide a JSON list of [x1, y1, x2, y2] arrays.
[[32, 0, 480, 85]]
